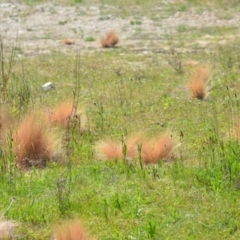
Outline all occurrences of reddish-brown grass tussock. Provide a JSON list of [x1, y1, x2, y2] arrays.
[[13, 112, 56, 169], [95, 135, 141, 161], [96, 139, 122, 160], [54, 219, 92, 240], [47, 101, 86, 130], [141, 133, 176, 164], [194, 66, 211, 83], [100, 30, 119, 48], [188, 66, 211, 100], [62, 39, 75, 45]]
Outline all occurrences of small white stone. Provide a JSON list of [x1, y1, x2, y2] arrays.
[[0, 4, 11, 8], [42, 82, 55, 90]]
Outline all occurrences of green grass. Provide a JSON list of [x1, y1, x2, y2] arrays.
[[1, 48, 240, 239], [2, 47, 240, 239], [1, 0, 240, 239]]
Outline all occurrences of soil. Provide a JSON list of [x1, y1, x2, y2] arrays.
[[0, 1, 240, 56]]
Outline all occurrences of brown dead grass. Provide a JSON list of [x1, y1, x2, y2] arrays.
[[188, 66, 211, 100], [54, 219, 92, 240], [13, 112, 57, 169], [141, 133, 176, 164], [100, 30, 119, 48]]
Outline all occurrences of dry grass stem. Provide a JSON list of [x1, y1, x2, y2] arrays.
[[184, 60, 199, 66], [231, 119, 240, 141], [0, 108, 14, 144]]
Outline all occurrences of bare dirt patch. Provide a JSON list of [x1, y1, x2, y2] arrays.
[[0, 2, 240, 55]]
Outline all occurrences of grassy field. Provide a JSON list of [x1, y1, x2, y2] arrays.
[[1, 0, 240, 239]]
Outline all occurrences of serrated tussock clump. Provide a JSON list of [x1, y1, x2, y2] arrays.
[[62, 39, 75, 45], [100, 30, 119, 48], [141, 133, 176, 164], [188, 66, 211, 100], [96, 133, 177, 164], [13, 112, 57, 169], [95, 134, 142, 161], [54, 219, 92, 240], [47, 101, 86, 131]]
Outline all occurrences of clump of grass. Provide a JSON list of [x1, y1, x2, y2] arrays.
[[85, 36, 95, 42], [13, 112, 57, 169], [47, 101, 86, 131], [130, 19, 142, 25], [95, 134, 141, 161], [188, 66, 211, 100], [96, 133, 176, 164], [54, 219, 92, 240], [141, 133, 176, 164], [100, 30, 119, 48], [95, 139, 122, 160], [62, 39, 75, 45]]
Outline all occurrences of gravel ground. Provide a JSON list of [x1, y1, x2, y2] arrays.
[[0, 1, 240, 56]]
